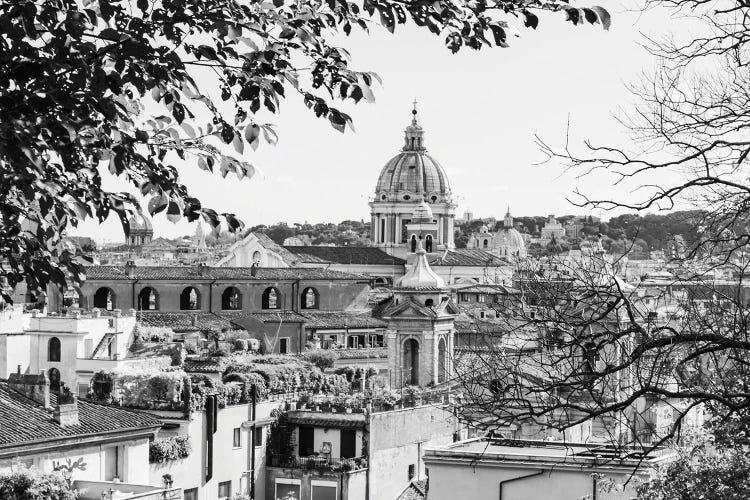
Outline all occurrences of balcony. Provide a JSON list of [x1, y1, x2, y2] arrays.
[[268, 454, 368, 472]]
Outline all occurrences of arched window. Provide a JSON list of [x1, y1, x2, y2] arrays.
[[262, 287, 281, 309], [222, 287, 242, 310], [93, 287, 115, 310], [438, 337, 447, 383], [252, 250, 261, 264], [403, 339, 420, 386], [138, 287, 159, 311], [48, 337, 61, 362], [410, 235, 417, 253], [425, 235, 433, 253], [380, 219, 386, 243], [48, 368, 61, 393], [301, 287, 319, 309], [425, 298, 434, 308], [180, 287, 200, 310], [483, 239, 488, 249]]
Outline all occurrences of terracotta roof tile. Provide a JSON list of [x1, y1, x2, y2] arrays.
[[429, 249, 510, 267], [85, 265, 366, 281], [300, 311, 387, 329], [285, 246, 406, 266], [286, 410, 366, 429], [137, 312, 241, 332], [0, 381, 161, 450]]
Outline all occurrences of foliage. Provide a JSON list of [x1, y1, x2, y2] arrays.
[[301, 349, 338, 371], [233, 338, 249, 352], [90, 367, 189, 410], [149, 436, 192, 463], [0, 467, 77, 500], [134, 325, 174, 343], [0, 0, 609, 302], [224, 354, 350, 394]]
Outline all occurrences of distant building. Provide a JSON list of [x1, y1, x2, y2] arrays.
[[540, 214, 566, 243], [127, 214, 153, 246], [467, 209, 527, 258]]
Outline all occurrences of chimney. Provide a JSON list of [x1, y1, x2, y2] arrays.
[[8, 367, 50, 408], [126, 260, 136, 278], [53, 388, 79, 427]]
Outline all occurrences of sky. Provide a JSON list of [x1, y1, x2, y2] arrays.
[[72, 0, 684, 245]]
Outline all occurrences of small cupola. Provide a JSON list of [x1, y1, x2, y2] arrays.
[[403, 101, 426, 152]]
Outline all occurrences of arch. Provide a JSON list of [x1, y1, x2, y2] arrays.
[[48, 368, 61, 393], [373, 277, 389, 287], [262, 287, 281, 309], [48, 337, 61, 362], [425, 235, 433, 253], [93, 287, 115, 310], [438, 337, 447, 383], [483, 239, 489, 249], [137, 287, 159, 311], [403, 339, 420, 386], [252, 250, 261, 264], [425, 298, 434, 308], [410, 235, 417, 253], [301, 287, 319, 310], [222, 287, 242, 310], [180, 287, 201, 310]]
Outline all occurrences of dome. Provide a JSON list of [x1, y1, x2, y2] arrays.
[[128, 214, 153, 232], [374, 105, 451, 203], [411, 200, 434, 223], [491, 227, 526, 256]]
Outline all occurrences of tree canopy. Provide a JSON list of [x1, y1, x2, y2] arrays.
[[0, 0, 609, 301]]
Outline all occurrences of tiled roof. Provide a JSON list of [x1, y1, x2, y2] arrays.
[[84, 265, 365, 281], [301, 311, 387, 329], [286, 410, 366, 429], [396, 480, 428, 500], [455, 284, 519, 294], [137, 312, 242, 332], [184, 358, 225, 373], [241, 311, 307, 323], [0, 381, 161, 450], [429, 249, 511, 267], [285, 246, 406, 266]]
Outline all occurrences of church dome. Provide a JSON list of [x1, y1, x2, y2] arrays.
[[491, 227, 526, 256], [128, 214, 153, 232], [411, 200, 434, 223], [374, 106, 451, 204], [396, 241, 445, 289]]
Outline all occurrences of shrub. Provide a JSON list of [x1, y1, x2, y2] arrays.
[[302, 349, 338, 371], [0, 468, 77, 499], [134, 325, 174, 343], [149, 436, 191, 463], [170, 344, 186, 366], [223, 330, 251, 343], [233, 339, 248, 352]]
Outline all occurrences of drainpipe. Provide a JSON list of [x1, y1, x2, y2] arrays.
[[250, 386, 256, 499], [499, 470, 544, 500]]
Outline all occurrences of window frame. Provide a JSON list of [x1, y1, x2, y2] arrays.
[[232, 427, 241, 448], [274, 478, 301, 500], [183, 488, 198, 500], [253, 426, 263, 447], [311, 480, 338, 500], [217, 480, 231, 500], [279, 337, 290, 354]]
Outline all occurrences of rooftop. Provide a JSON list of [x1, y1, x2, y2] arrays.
[[425, 437, 662, 471], [85, 265, 366, 281], [284, 246, 406, 266], [300, 310, 387, 329], [286, 409, 367, 429], [0, 381, 161, 452], [429, 249, 511, 267]]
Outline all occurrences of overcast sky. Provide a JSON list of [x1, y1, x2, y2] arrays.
[[72, 0, 682, 244]]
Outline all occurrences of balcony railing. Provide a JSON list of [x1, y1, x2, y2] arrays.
[[268, 454, 368, 472]]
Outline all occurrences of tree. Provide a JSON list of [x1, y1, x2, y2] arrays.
[[0, 0, 610, 302], [453, 0, 750, 471]]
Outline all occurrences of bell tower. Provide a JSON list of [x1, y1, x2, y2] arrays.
[[380, 240, 458, 387]]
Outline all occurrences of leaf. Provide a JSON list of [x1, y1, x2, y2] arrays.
[[591, 6, 611, 30], [489, 25, 509, 48], [181, 123, 197, 139], [232, 131, 245, 155], [197, 157, 211, 172], [522, 10, 539, 29], [148, 195, 169, 215], [244, 123, 260, 146]]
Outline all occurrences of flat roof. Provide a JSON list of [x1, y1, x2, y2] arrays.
[[424, 438, 667, 471]]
